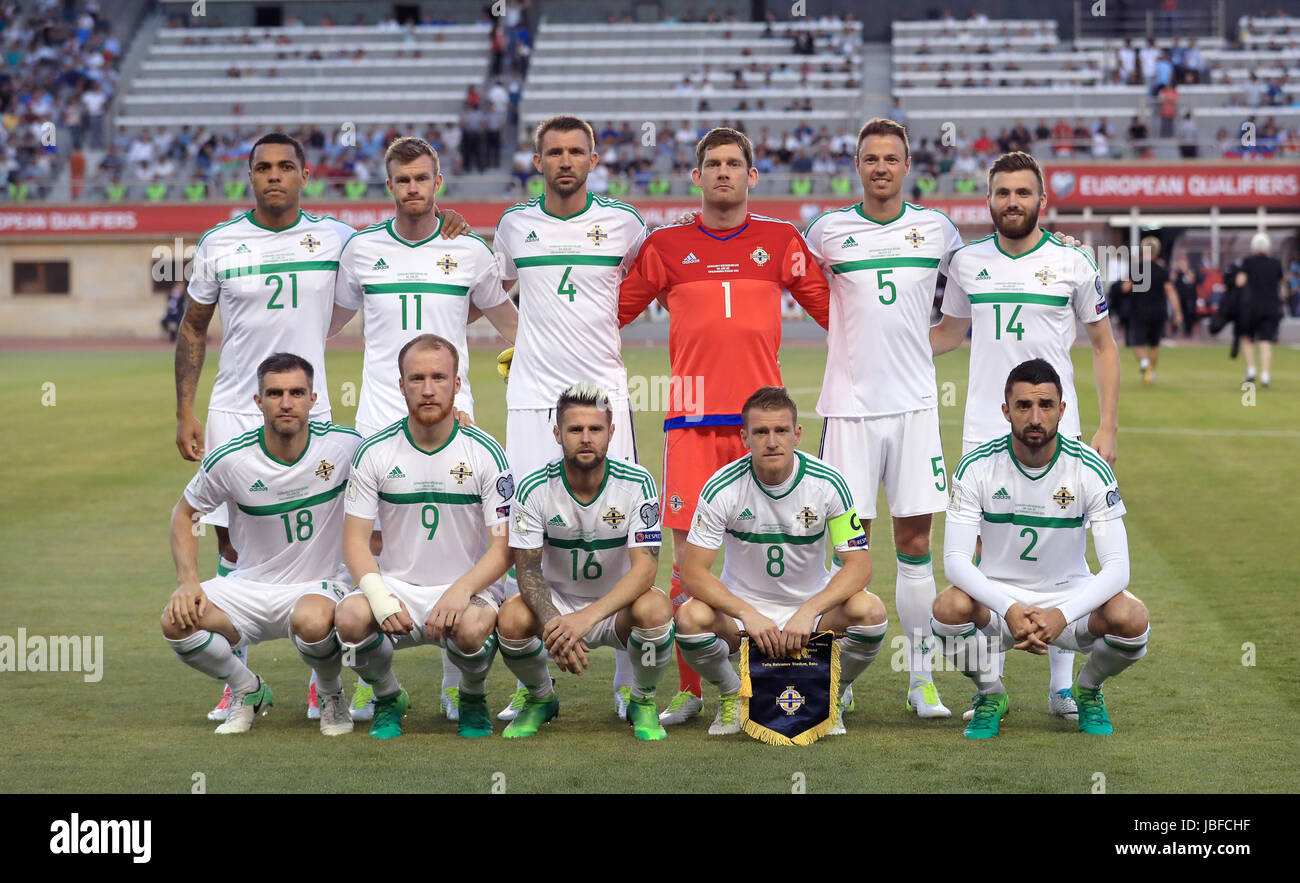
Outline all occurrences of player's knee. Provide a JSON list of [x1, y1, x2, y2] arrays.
[[1107, 592, 1149, 637], [160, 608, 189, 640], [495, 595, 534, 640], [452, 605, 497, 649], [334, 597, 373, 645], [631, 588, 673, 628], [290, 604, 334, 644], [847, 590, 888, 626], [931, 586, 970, 623], [674, 597, 714, 634]]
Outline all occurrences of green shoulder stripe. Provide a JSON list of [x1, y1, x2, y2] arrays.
[[803, 461, 853, 509], [593, 194, 645, 225], [497, 198, 540, 227], [465, 231, 493, 254], [461, 424, 508, 471], [202, 430, 260, 472], [195, 212, 248, 249], [516, 463, 558, 505], [608, 460, 656, 497], [1061, 440, 1115, 485], [802, 204, 856, 237], [954, 438, 1009, 480], [350, 421, 404, 468], [700, 458, 752, 503], [1047, 232, 1099, 270], [905, 201, 960, 234], [949, 233, 995, 257]]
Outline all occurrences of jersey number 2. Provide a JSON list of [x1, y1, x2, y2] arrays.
[[1019, 527, 1039, 561]]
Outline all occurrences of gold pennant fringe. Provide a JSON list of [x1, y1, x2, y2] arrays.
[[738, 632, 842, 747]]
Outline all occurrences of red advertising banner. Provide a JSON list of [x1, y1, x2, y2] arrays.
[[1042, 163, 1300, 208], [0, 198, 995, 239]]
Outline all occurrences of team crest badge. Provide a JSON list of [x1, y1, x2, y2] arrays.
[[797, 506, 819, 528], [740, 631, 841, 746], [750, 246, 770, 266], [299, 234, 321, 253], [1052, 485, 1076, 509], [601, 507, 626, 529], [669, 494, 684, 512], [315, 459, 335, 481], [437, 254, 458, 274], [450, 462, 474, 484], [904, 227, 925, 248], [586, 225, 608, 245], [1034, 266, 1056, 286]]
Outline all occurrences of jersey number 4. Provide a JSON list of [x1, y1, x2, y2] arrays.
[[557, 266, 577, 302]]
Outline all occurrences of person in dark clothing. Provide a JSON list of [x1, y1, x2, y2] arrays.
[[1126, 236, 1183, 384], [1235, 232, 1286, 387], [1172, 257, 1201, 338]]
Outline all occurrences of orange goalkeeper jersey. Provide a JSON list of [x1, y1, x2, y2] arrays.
[[618, 213, 830, 427]]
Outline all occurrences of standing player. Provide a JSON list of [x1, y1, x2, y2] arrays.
[[335, 335, 513, 739], [175, 133, 354, 721], [498, 382, 674, 741], [162, 353, 360, 736], [494, 116, 646, 720], [1236, 231, 1285, 388], [934, 359, 1148, 738], [803, 118, 960, 718], [618, 127, 831, 725], [931, 151, 1121, 718], [675, 387, 888, 735], [331, 136, 517, 722]]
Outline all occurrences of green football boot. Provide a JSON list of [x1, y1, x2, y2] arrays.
[[501, 691, 559, 739], [369, 688, 410, 739], [962, 692, 1009, 740], [1072, 683, 1114, 735], [627, 694, 667, 741], [457, 691, 493, 738]]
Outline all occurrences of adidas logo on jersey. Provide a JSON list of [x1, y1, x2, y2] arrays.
[[235, 243, 251, 254], [682, 252, 700, 264], [548, 514, 567, 527], [976, 268, 990, 281], [373, 258, 389, 270], [737, 507, 755, 520], [524, 231, 539, 243], [992, 487, 1010, 500], [841, 236, 857, 248], [388, 466, 406, 479], [249, 479, 268, 492]]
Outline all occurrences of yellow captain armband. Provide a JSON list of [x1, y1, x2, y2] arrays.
[[496, 346, 514, 380], [828, 509, 867, 549]]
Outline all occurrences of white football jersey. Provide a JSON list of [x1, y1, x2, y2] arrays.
[[334, 218, 507, 433], [806, 202, 963, 417], [687, 451, 868, 610], [188, 210, 354, 416], [510, 458, 661, 602], [947, 435, 1125, 594], [345, 418, 512, 587], [941, 231, 1108, 444], [185, 421, 361, 583], [494, 193, 647, 409]]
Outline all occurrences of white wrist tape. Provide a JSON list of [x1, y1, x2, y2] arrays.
[[359, 572, 402, 622]]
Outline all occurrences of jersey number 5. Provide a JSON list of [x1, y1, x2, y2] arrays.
[[876, 269, 897, 305]]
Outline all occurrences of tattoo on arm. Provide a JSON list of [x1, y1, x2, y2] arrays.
[[175, 298, 216, 413], [515, 548, 560, 623]]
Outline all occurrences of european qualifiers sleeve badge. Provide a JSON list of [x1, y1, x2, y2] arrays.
[[739, 630, 841, 746]]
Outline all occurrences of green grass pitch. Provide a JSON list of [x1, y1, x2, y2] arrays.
[[1, 341, 1296, 793]]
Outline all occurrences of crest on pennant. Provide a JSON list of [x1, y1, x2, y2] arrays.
[[739, 631, 841, 746]]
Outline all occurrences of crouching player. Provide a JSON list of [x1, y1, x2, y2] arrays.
[[162, 353, 361, 735], [934, 359, 1149, 739], [336, 334, 513, 739], [675, 386, 889, 735], [498, 382, 673, 741]]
